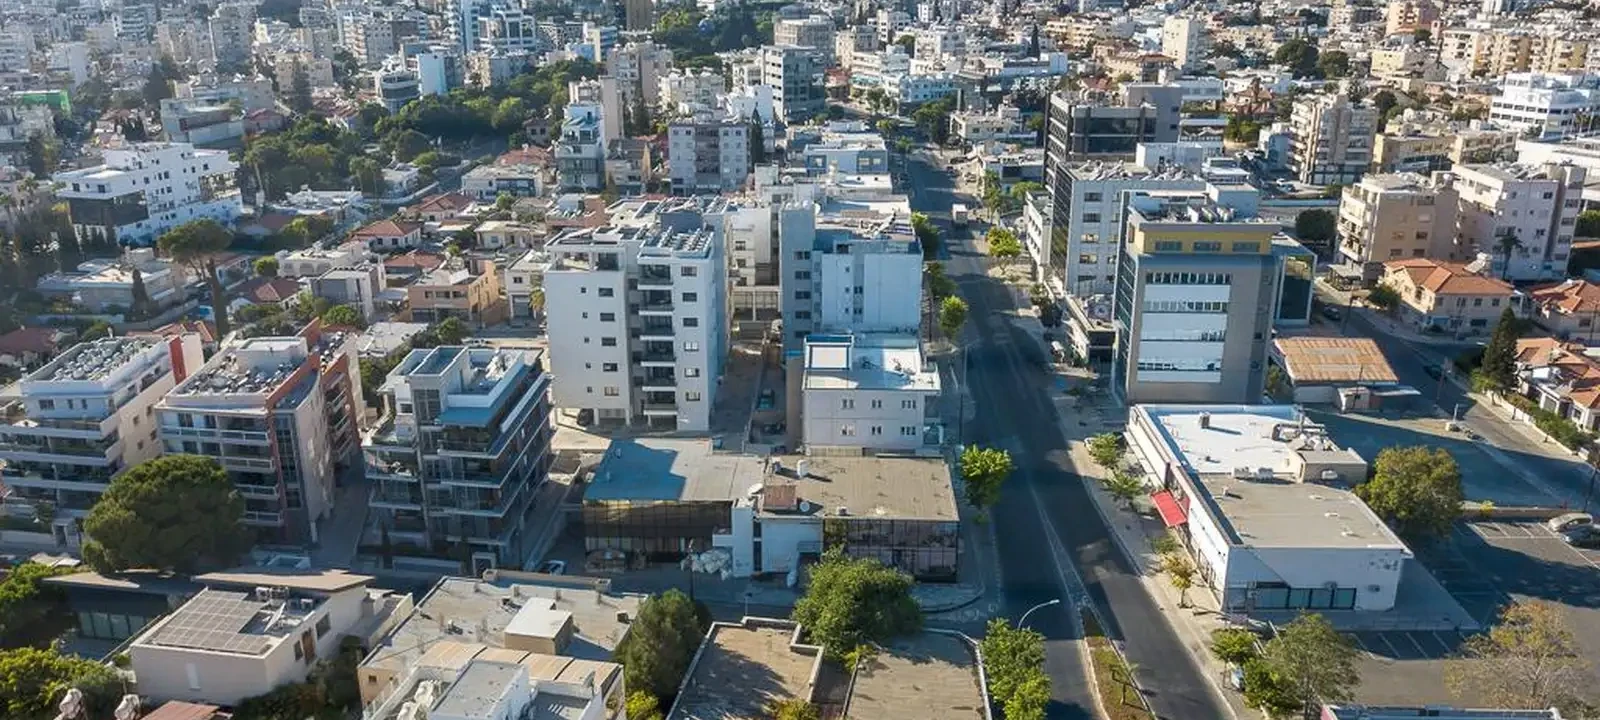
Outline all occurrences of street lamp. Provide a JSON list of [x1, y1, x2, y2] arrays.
[[1017, 598, 1062, 629]]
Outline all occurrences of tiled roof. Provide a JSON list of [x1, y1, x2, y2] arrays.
[[352, 219, 423, 238], [236, 276, 304, 304], [1384, 258, 1512, 296], [1529, 279, 1600, 315]]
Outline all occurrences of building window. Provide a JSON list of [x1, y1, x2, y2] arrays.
[[901, 426, 917, 436], [1079, 253, 1097, 264], [1230, 242, 1260, 253], [682, 292, 698, 302], [685, 368, 701, 377], [602, 337, 618, 346], [685, 391, 702, 401], [870, 426, 883, 436], [600, 312, 616, 321], [683, 317, 699, 327], [840, 425, 856, 437], [38, 400, 53, 410], [604, 387, 620, 396], [681, 266, 698, 277], [903, 399, 917, 409], [794, 270, 812, 280], [598, 287, 614, 297], [684, 341, 700, 351], [842, 398, 854, 409], [315, 615, 332, 638], [1154, 241, 1182, 252], [1192, 241, 1223, 252], [603, 363, 619, 372], [871, 399, 883, 409], [794, 291, 812, 300]]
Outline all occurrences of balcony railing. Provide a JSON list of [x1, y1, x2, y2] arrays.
[[641, 402, 678, 413], [162, 426, 271, 443], [242, 510, 284, 525], [236, 483, 282, 500], [219, 456, 275, 472]]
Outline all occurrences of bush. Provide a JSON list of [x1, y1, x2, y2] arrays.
[[1210, 628, 1260, 666], [1241, 657, 1301, 716], [1505, 394, 1596, 451]]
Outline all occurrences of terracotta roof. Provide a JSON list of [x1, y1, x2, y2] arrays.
[[1516, 337, 1600, 410], [384, 249, 446, 271], [0, 327, 59, 356], [498, 147, 552, 166], [1274, 337, 1400, 384], [1529, 279, 1600, 316], [142, 320, 217, 344], [140, 701, 226, 720], [235, 276, 304, 304], [352, 219, 422, 238], [413, 192, 475, 213], [1384, 258, 1512, 296]]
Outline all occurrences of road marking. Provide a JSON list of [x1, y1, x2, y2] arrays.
[[1376, 633, 1403, 658], [1404, 632, 1430, 658]]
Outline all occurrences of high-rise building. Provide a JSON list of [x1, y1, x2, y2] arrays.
[[208, 2, 256, 69], [1112, 183, 1315, 404], [1045, 160, 1205, 297], [762, 45, 825, 123], [542, 199, 729, 431], [54, 142, 242, 248], [364, 345, 553, 568], [0, 335, 206, 544], [1287, 94, 1378, 185], [1384, 0, 1438, 36], [668, 121, 752, 195], [622, 0, 653, 31], [1160, 17, 1205, 72], [774, 15, 836, 67], [116, 0, 159, 43], [1336, 173, 1459, 282], [157, 326, 366, 545], [1451, 162, 1584, 281], [777, 199, 923, 349]]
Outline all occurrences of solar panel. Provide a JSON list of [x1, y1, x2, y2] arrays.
[[150, 590, 276, 655]]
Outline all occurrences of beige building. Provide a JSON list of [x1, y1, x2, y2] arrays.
[[1338, 173, 1459, 282], [1288, 94, 1378, 186], [405, 257, 504, 325], [1440, 28, 1596, 78], [1380, 258, 1514, 337], [1384, 0, 1438, 36], [1369, 45, 1432, 77]]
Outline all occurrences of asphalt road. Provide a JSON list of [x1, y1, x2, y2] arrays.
[[906, 149, 1228, 720]]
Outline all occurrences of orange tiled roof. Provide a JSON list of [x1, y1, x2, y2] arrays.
[[1530, 279, 1600, 316], [1516, 337, 1600, 410], [1384, 258, 1512, 296], [352, 219, 423, 238]]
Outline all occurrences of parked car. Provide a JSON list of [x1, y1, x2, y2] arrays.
[[1547, 512, 1594, 534], [1563, 526, 1600, 548], [538, 560, 567, 575], [1320, 306, 1342, 321], [1423, 365, 1444, 380]]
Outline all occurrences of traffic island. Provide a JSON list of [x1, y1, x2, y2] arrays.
[[1082, 608, 1155, 720]]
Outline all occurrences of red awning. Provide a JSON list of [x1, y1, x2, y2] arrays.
[[1150, 491, 1189, 527]]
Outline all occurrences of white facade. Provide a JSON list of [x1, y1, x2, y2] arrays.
[[1054, 162, 1205, 297], [774, 15, 835, 66], [555, 102, 606, 191], [775, 188, 922, 348], [1160, 17, 1205, 72], [659, 69, 725, 115], [543, 201, 728, 430], [1489, 72, 1600, 140], [54, 142, 243, 248], [1452, 162, 1584, 281], [668, 122, 752, 195], [801, 334, 939, 451]]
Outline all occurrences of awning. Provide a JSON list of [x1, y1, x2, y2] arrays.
[[1150, 491, 1189, 527]]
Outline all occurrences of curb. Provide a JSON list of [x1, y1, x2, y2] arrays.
[[920, 590, 988, 615]]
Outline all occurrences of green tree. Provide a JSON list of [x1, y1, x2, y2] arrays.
[[791, 549, 921, 664], [495, 192, 516, 212], [1366, 283, 1400, 312], [1445, 601, 1591, 711], [81, 320, 112, 340], [128, 268, 152, 320], [391, 129, 432, 162], [157, 219, 233, 337], [1273, 38, 1319, 77], [1160, 552, 1197, 607], [1577, 209, 1600, 238], [253, 256, 279, 277], [981, 618, 1049, 709], [1260, 613, 1360, 713], [986, 227, 1023, 266], [320, 304, 365, 328], [1355, 446, 1464, 543], [81, 455, 250, 573], [1372, 91, 1399, 129], [349, 156, 384, 197], [1266, 364, 1290, 400], [1210, 628, 1261, 666], [0, 563, 76, 648], [924, 261, 956, 301], [1087, 432, 1125, 470], [1294, 209, 1337, 249], [1103, 469, 1145, 511], [1478, 307, 1520, 391], [960, 445, 1014, 509], [289, 62, 314, 114], [1242, 657, 1303, 717], [768, 699, 820, 720], [625, 691, 664, 720], [1316, 50, 1350, 79], [613, 589, 705, 699], [981, 171, 1005, 218], [1004, 672, 1050, 720], [938, 296, 969, 341], [435, 316, 470, 344], [911, 212, 940, 259], [0, 647, 125, 720]]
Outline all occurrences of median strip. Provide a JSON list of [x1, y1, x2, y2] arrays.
[[1082, 610, 1154, 720]]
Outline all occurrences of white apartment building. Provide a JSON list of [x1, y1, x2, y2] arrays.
[[1049, 161, 1205, 297], [797, 122, 890, 174], [54, 142, 243, 248], [0, 335, 205, 541], [774, 15, 835, 66], [668, 121, 751, 195], [543, 200, 729, 431], [504, 249, 549, 322], [884, 72, 956, 106], [777, 199, 923, 348], [1160, 17, 1205, 72], [365, 346, 553, 568], [801, 334, 939, 451], [208, 2, 256, 68], [374, 63, 421, 113], [659, 68, 725, 115], [1451, 162, 1584, 281], [555, 102, 606, 191], [158, 328, 366, 546], [1489, 72, 1600, 140], [1288, 94, 1378, 186], [278, 240, 370, 279]]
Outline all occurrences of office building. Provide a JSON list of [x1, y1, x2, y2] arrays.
[[774, 15, 836, 66], [1046, 160, 1205, 297], [1336, 173, 1460, 282], [777, 198, 923, 349], [543, 200, 728, 431], [1452, 162, 1584, 281], [763, 45, 825, 123], [1160, 17, 1205, 72], [1045, 86, 1182, 163], [1489, 73, 1600, 141], [54, 142, 242, 248], [800, 334, 939, 451], [1126, 405, 1404, 614], [668, 121, 752, 195], [364, 346, 552, 569], [1288, 94, 1378, 185], [0, 335, 205, 541], [158, 327, 366, 546], [1112, 184, 1314, 404]]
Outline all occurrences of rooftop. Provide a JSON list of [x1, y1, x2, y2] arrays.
[[1273, 337, 1399, 385], [28, 336, 162, 384], [431, 660, 521, 719], [803, 334, 939, 392], [137, 587, 322, 656], [169, 335, 330, 398], [1384, 258, 1513, 297], [1323, 706, 1563, 720], [1137, 405, 1401, 551], [844, 633, 986, 720], [668, 620, 821, 720]]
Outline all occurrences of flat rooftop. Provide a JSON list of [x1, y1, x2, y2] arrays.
[[138, 588, 319, 656], [1140, 405, 1401, 550], [803, 335, 940, 392], [669, 620, 820, 720], [29, 336, 161, 384], [1274, 337, 1399, 385], [844, 633, 986, 720], [431, 660, 520, 719]]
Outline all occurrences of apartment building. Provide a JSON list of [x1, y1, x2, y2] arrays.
[[607, 41, 672, 105], [1045, 160, 1205, 297], [373, 63, 421, 113], [1287, 94, 1378, 186], [1372, 121, 1518, 172], [1451, 162, 1584, 281], [542, 200, 728, 431], [406, 257, 504, 325], [774, 15, 836, 66], [1112, 184, 1312, 404], [796, 123, 889, 174], [1380, 258, 1515, 336], [1160, 17, 1205, 72], [777, 199, 923, 349], [762, 45, 825, 123], [54, 142, 242, 248], [659, 68, 725, 114], [555, 102, 606, 191], [1384, 0, 1438, 36], [158, 327, 366, 545], [208, 2, 256, 69], [1337, 173, 1460, 282], [801, 334, 939, 451], [310, 265, 384, 323], [1488, 72, 1600, 141], [0, 335, 205, 542], [668, 121, 752, 195], [364, 346, 553, 569]]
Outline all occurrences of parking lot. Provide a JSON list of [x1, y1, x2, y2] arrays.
[[1350, 519, 1600, 705]]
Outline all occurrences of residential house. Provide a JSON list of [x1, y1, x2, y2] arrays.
[[352, 220, 424, 252], [406, 258, 505, 325], [1514, 336, 1600, 432], [0, 328, 63, 370], [1380, 258, 1515, 337], [1528, 279, 1600, 342]]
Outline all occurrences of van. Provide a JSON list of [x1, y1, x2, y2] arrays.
[[1546, 512, 1593, 534]]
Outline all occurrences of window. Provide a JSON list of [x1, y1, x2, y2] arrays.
[[603, 363, 619, 372], [840, 425, 856, 437], [1083, 192, 1103, 201], [601, 337, 617, 347], [1082, 213, 1101, 223], [315, 615, 332, 638], [683, 341, 700, 351], [842, 398, 855, 409], [794, 291, 812, 300], [794, 270, 812, 279], [683, 317, 699, 327], [38, 400, 53, 410], [604, 387, 620, 396], [598, 287, 615, 297], [686, 391, 702, 401], [685, 368, 701, 377], [1192, 241, 1223, 252], [870, 426, 883, 436], [871, 399, 883, 409], [1230, 242, 1260, 253], [680, 266, 697, 277], [903, 399, 917, 409], [682, 292, 698, 302], [600, 312, 616, 321], [1154, 241, 1182, 252], [1079, 253, 1097, 264]]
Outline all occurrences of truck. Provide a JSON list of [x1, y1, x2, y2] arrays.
[[951, 203, 969, 228]]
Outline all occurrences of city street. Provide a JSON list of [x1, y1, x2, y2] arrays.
[[906, 148, 1230, 720]]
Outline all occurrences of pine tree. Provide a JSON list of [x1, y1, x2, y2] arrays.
[[631, 85, 650, 137], [749, 109, 766, 165], [1479, 307, 1519, 392], [1029, 25, 1040, 57], [129, 268, 151, 321], [290, 62, 314, 115]]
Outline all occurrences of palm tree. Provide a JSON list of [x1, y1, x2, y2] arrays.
[[1496, 230, 1523, 281]]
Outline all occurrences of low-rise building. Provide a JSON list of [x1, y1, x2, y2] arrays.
[[1126, 404, 1402, 615], [1528, 279, 1600, 341], [352, 220, 424, 252], [405, 258, 504, 325], [361, 640, 621, 720], [36, 249, 190, 315], [311, 265, 384, 322], [278, 241, 370, 279], [54, 142, 242, 247], [1512, 336, 1600, 433], [800, 333, 939, 452], [1270, 337, 1401, 405], [668, 120, 752, 195], [1379, 258, 1515, 338], [504, 249, 548, 323]]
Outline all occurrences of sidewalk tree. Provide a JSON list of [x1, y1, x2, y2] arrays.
[[1294, 209, 1336, 249], [1446, 600, 1590, 710], [625, 692, 664, 720], [614, 589, 705, 700], [1355, 446, 1463, 543], [986, 227, 1022, 266], [1004, 672, 1050, 720], [1242, 657, 1303, 717], [924, 262, 957, 301], [791, 548, 921, 665], [960, 445, 1014, 509], [1210, 628, 1261, 666], [1260, 613, 1360, 713], [1103, 469, 1145, 511], [1087, 432, 1126, 470], [1365, 283, 1400, 313], [981, 619, 1049, 708], [158, 219, 234, 336], [768, 699, 820, 720], [1160, 553, 1197, 608], [982, 171, 1005, 218], [939, 296, 969, 341], [911, 212, 941, 259], [1478, 307, 1519, 391], [82, 455, 250, 574]]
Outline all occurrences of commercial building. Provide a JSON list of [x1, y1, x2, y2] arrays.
[[800, 334, 939, 451], [1450, 162, 1584, 282], [583, 438, 960, 580], [1270, 337, 1401, 405], [1489, 72, 1600, 141], [543, 200, 728, 431], [762, 45, 825, 123], [1336, 173, 1460, 283], [54, 142, 242, 248], [1112, 184, 1315, 404], [1287, 94, 1378, 186], [1380, 258, 1515, 337], [1045, 88, 1181, 162], [158, 327, 366, 545], [667, 121, 752, 195], [1046, 160, 1205, 297], [128, 569, 389, 706], [363, 346, 553, 569], [373, 63, 421, 113], [0, 335, 205, 541], [1126, 404, 1405, 614]]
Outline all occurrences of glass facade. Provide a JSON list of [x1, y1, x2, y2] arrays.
[[824, 518, 960, 581], [582, 500, 733, 558]]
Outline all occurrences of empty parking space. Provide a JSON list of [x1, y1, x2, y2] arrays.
[[1345, 629, 1471, 662]]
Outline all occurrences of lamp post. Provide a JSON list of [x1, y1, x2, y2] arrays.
[[1017, 598, 1062, 629]]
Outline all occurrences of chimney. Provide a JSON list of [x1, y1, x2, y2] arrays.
[[1199, 412, 1211, 429]]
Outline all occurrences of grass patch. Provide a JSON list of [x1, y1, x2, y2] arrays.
[[1082, 610, 1154, 720]]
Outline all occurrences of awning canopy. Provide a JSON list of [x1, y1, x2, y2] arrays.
[[1150, 490, 1189, 527]]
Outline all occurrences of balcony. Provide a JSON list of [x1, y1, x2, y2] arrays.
[[235, 482, 282, 500], [641, 402, 679, 415], [437, 470, 513, 488], [369, 486, 424, 510], [640, 373, 677, 391], [1, 471, 113, 493], [1, 415, 110, 438], [162, 425, 271, 444], [218, 455, 275, 472], [366, 461, 421, 482], [242, 510, 284, 526], [637, 267, 674, 289]]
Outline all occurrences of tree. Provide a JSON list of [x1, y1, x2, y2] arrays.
[[81, 320, 112, 340], [1372, 91, 1399, 130], [960, 445, 1014, 509], [350, 156, 384, 196], [925, 262, 956, 301], [1577, 209, 1600, 238], [1478, 307, 1519, 391], [613, 589, 705, 699], [1087, 432, 1126, 470], [289, 62, 314, 114], [1273, 38, 1319, 77], [1316, 50, 1350, 79], [791, 549, 921, 664], [981, 618, 1049, 711], [911, 212, 941, 260], [768, 699, 820, 720], [1366, 283, 1400, 312], [749, 117, 766, 164], [1265, 364, 1290, 400], [938, 296, 968, 341], [986, 227, 1023, 266], [253, 256, 279, 277], [0, 563, 75, 648], [1211, 628, 1261, 666], [435, 316, 470, 344], [81, 455, 250, 573], [157, 219, 233, 337], [981, 171, 1005, 218], [321, 304, 365, 328], [1294, 209, 1337, 249], [1242, 657, 1303, 717], [1260, 613, 1360, 713], [391, 129, 432, 162], [1413, 28, 1432, 44], [1355, 446, 1463, 543], [625, 691, 664, 720], [128, 268, 152, 321], [1446, 601, 1591, 711], [1103, 469, 1145, 511], [0, 647, 125, 720], [1160, 553, 1197, 607], [1005, 673, 1050, 720], [24, 133, 58, 177]]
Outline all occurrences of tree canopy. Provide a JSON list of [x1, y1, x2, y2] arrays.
[[1294, 209, 1337, 249], [1260, 613, 1360, 712], [1356, 446, 1463, 543], [1273, 38, 1319, 77], [1446, 601, 1591, 711], [1478, 307, 1520, 391], [960, 445, 1014, 509], [82, 455, 251, 573], [613, 589, 706, 700], [0, 647, 125, 720], [986, 227, 1023, 265], [157, 219, 234, 335], [0, 563, 76, 648], [938, 296, 969, 341], [791, 549, 921, 663]]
